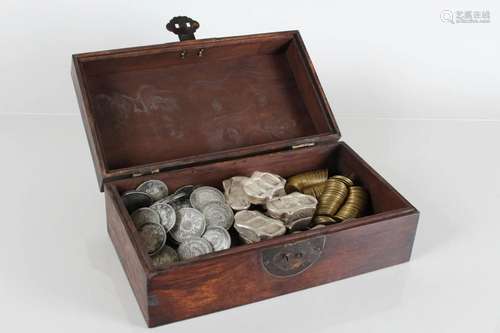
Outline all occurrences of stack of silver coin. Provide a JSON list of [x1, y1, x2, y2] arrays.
[[121, 181, 234, 269]]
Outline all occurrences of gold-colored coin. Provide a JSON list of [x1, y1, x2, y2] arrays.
[[313, 215, 336, 225], [285, 169, 328, 193], [302, 182, 326, 198], [315, 178, 349, 218], [330, 175, 354, 187], [333, 186, 368, 222]]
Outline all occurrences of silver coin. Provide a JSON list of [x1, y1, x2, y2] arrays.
[[158, 192, 192, 211], [158, 192, 186, 205], [150, 202, 176, 231], [171, 198, 192, 211], [138, 222, 166, 255], [151, 246, 178, 269], [177, 237, 213, 260], [174, 185, 197, 197], [121, 191, 153, 213], [131, 207, 161, 229], [169, 208, 206, 243], [136, 180, 169, 202], [202, 226, 231, 251], [190, 186, 225, 211], [202, 201, 234, 229]]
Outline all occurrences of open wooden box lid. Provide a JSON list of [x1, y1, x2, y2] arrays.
[[72, 17, 341, 191]]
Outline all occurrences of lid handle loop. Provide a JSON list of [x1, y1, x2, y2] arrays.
[[166, 16, 199, 41]]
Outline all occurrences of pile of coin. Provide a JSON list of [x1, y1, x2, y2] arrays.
[[121, 180, 233, 269], [284, 170, 370, 225], [120, 169, 370, 269]]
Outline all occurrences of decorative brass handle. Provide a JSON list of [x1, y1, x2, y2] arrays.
[[166, 16, 199, 41], [261, 235, 326, 277]]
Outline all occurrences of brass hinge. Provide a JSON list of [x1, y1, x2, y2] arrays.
[[291, 142, 315, 150], [132, 168, 160, 178]]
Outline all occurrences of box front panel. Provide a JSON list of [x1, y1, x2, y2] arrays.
[[147, 212, 418, 326]]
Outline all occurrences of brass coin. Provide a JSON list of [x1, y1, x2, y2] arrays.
[[315, 178, 348, 217], [333, 186, 368, 222], [330, 175, 354, 187], [286, 169, 328, 193], [313, 215, 336, 225], [302, 182, 326, 198]]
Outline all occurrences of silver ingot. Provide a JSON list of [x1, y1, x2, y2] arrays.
[[190, 186, 225, 211], [202, 201, 234, 229], [242, 171, 286, 205], [202, 226, 231, 251], [239, 233, 255, 245], [131, 207, 161, 229], [234, 210, 286, 243], [223, 176, 251, 210], [169, 208, 206, 243], [265, 192, 317, 230], [177, 237, 213, 260], [151, 246, 178, 269], [136, 180, 169, 202]]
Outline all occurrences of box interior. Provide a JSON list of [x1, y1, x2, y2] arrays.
[[77, 34, 338, 173], [109, 143, 413, 268]]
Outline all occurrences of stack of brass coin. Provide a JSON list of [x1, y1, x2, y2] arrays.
[[315, 178, 349, 217], [314, 176, 350, 224], [285, 169, 328, 193], [333, 186, 368, 222], [330, 175, 354, 187], [302, 182, 326, 199]]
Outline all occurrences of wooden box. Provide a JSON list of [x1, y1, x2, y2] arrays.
[[72, 17, 419, 327]]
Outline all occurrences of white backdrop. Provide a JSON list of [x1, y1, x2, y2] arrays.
[[1, 0, 499, 119], [1, 1, 500, 332]]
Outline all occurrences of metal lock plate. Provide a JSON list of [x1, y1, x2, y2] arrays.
[[261, 235, 326, 277]]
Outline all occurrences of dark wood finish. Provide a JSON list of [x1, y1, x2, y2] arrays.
[[72, 31, 340, 191], [74, 23, 419, 328], [146, 213, 417, 327], [105, 142, 418, 327], [105, 188, 150, 319]]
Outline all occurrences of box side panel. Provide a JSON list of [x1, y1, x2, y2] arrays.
[[105, 189, 149, 323], [148, 212, 418, 326]]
